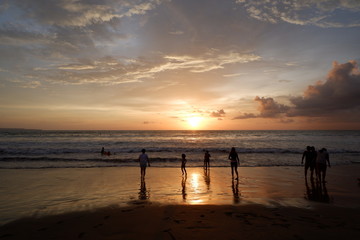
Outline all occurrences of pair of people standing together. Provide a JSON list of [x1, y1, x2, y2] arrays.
[[301, 146, 331, 183]]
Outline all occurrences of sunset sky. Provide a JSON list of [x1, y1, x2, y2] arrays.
[[0, 0, 360, 130]]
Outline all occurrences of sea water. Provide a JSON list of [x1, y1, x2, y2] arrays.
[[1, 130, 360, 225], [1, 130, 359, 168]]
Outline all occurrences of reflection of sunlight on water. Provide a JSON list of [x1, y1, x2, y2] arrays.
[[189, 199, 204, 204], [188, 172, 204, 204], [190, 173, 200, 193]]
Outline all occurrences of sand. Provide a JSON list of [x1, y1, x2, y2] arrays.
[[0, 165, 359, 239], [0, 204, 359, 240]]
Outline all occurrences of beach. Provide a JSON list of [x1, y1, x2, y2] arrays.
[[1, 203, 360, 240], [0, 165, 359, 239]]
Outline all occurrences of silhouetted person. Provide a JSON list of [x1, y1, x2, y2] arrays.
[[204, 150, 211, 169], [301, 146, 315, 179], [228, 147, 240, 179], [101, 147, 111, 156], [310, 146, 317, 178], [181, 153, 187, 175], [139, 149, 150, 179], [316, 148, 330, 183]]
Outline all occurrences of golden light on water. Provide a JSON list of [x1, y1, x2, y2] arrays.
[[187, 172, 204, 204], [190, 173, 200, 193]]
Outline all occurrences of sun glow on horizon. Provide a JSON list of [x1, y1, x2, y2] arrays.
[[187, 116, 203, 129]]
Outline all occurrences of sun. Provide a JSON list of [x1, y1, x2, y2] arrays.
[[187, 116, 203, 129]]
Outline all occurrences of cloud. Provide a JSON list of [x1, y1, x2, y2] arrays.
[[8, 0, 114, 27], [169, 30, 184, 35], [8, 0, 165, 27], [223, 72, 247, 78], [235, 0, 360, 28], [0, 0, 164, 61], [289, 60, 360, 116], [210, 109, 226, 118], [279, 118, 294, 124], [27, 50, 260, 86], [255, 96, 290, 117], [233, 113, 257, 120], [152, 51, 261, 74], [143, 121, 156, 124], [0, 1, 262, 88], [234, 60, 360, 120], [121, 1, 163, 18], [233, 97, 289, 119]]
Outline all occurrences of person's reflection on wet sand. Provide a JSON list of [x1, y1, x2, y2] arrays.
[[231, 179, 240, 204], [304, 178, 330, 203], [203, 168, 211, 191], [139, 177, 149, 201], [181, 175, 187, 201]]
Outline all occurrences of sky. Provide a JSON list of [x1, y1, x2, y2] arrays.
[[0, 0, 360, 130]]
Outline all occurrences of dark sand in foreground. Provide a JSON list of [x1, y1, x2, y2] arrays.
[[1, 204, 359, 240], [0, 165, 359, 239]]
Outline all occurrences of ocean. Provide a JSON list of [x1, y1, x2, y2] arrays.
[[1, 130, 359, 169]]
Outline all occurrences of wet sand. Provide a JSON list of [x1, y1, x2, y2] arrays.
[[0, 165, 359, 239]]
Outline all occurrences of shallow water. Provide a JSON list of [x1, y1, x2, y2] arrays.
[[0, 165, 359, 225]]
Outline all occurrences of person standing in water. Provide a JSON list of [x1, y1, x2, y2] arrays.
[[316, 148, 331, 183], [228, 147, 240, 180], [301, 146, 315, 179], [101, 147, 111, 156], [139, 149, 150, 179], [181, 153, 187, 175], [204, 150, 211, 169]]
